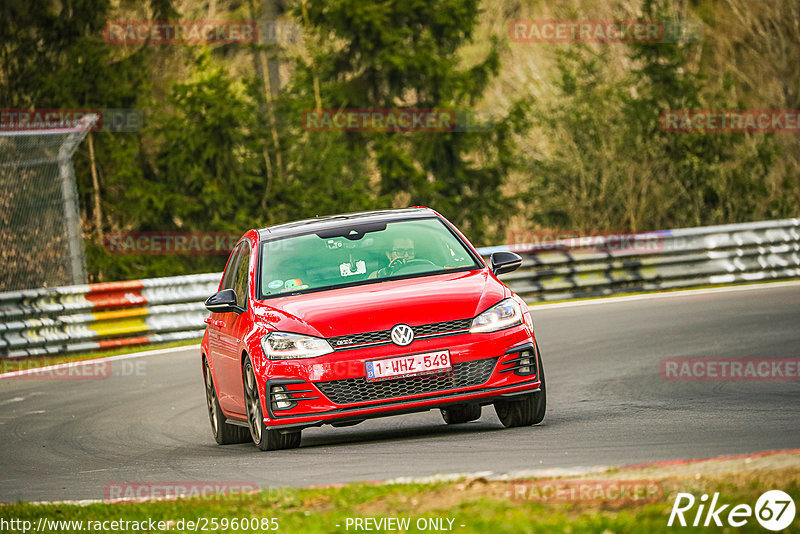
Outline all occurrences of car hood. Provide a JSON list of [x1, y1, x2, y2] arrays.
[[251, 269, 507, 338]]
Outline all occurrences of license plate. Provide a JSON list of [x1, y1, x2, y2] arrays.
[[365, 350, 451, 382]]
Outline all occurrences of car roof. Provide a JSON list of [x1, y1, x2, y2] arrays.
[[256, 207, 438, 240]]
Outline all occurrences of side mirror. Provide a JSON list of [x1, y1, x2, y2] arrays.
[[205, 289, 244, 314], [490, 251, 522, 275]]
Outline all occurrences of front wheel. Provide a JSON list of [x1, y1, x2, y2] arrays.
[[204, 358, 250, 445], [494, 344, 546, 428], [243, 355, 301, 451]]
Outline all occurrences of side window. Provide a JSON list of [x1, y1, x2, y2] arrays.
[[220, 245, 242, 291], [232, 242, 251, 309]]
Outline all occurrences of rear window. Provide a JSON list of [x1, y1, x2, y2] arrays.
[[258, 217, 481, 298]]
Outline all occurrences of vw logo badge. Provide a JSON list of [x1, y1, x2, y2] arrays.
[[390, 324, 414, 346]]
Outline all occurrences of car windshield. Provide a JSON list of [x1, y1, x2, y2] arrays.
[[258, 217, 481, 298]]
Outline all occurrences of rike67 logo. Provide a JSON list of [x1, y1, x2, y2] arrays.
[[669, 490, 796, 531]]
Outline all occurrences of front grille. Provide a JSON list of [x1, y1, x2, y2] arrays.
[[314, 357, 497, 404], [328, 318, 472, 349], [414, 318, 472, 336], [329, 329, 391, 347]]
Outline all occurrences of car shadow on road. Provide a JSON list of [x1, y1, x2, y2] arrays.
[[189, 414, 551, 454], [297, 419, 508, 449]]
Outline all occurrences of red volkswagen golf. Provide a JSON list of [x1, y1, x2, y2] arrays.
[[201, 208, 545, 450]]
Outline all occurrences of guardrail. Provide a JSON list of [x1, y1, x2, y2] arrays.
[[1, 219, 798, 358], [480, 218, 800, 302], [0, 274, 219, 358]]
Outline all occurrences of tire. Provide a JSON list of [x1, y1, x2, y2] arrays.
[[243, 355, 301, 451], [204, 358, 250, 445], [494, 343, 547, 428], [440, 404, 482, 424]]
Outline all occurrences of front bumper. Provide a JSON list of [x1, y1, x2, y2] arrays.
[[257, 325, 541, 430]]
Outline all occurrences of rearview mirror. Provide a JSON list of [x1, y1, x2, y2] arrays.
[[205, 289, 244, 314], [490, 251, 522, 275]]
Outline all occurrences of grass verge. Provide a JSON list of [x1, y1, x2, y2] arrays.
[[1, 452, 798, 533]]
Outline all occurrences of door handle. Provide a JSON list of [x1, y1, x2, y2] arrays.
[[214, 320, 226, 327]]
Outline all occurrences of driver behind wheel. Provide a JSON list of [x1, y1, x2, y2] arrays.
[[368, 237, 415, 279]]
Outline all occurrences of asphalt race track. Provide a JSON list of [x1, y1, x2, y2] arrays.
[[1, 283, 798, 503]]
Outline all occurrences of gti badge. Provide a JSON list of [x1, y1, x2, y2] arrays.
[[390, 324, 414, 346]]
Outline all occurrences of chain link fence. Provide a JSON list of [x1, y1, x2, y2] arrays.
[[0, 115, 97, 291]]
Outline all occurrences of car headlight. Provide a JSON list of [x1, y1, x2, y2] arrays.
[[470, 298, 523, 333], [261, 332, 334, 359]]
